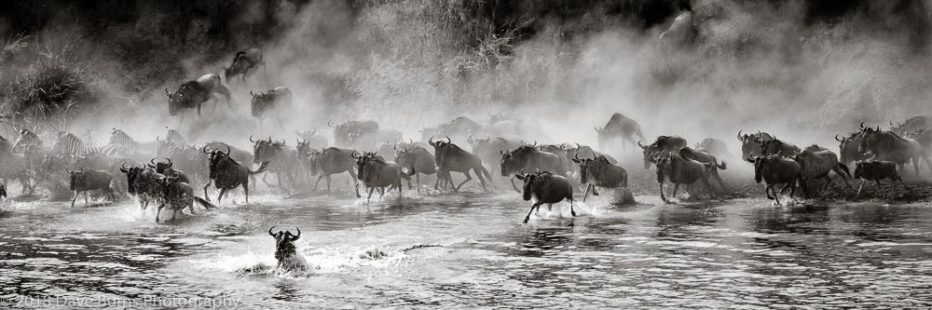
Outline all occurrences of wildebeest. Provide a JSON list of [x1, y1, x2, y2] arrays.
[[904, 129, 932, 154], [148, 158, 190, 184], [469, 135, 521, 174], [420, 116, 482, 142], [250, 87, 292, 129], [639, 135, 688, 169], [572, 154, 627, 202], [120, 163, 163, 211], [165, 73, 232, 117], [678, 147, 728, 191], [268, 226, 308, 271], [853, 160, 905, 196], [697, 138, 729, 158], [354, 151, 406, 202], [760, 137, 801, 158], [223, 48, 264, 84], [202, 145, 269, 204], [0, 134, 33, 196], [794, 145, 852, 196], [737, 130, 774, 158], [654, 152, 716, 203], [330, 120, 379, 147], [429, 137, 493, 192], [890, 116, 932, 135], [205, 141, 253, 164], [836, 129, 869, 166], [745, 155, 803, 206], [515, 171, 576, 224], [154, 175, 215, 223], [68, 169, 114, 207], [296, 129, 328, 149], [308, 147, 360, 196], [859, 126, 930, 175], [596, 113, 645, 151], [394, 144, 443, 191], [562, 143, 617, 165], [251, 136, 302, 192], [501, 144, 566, 192]]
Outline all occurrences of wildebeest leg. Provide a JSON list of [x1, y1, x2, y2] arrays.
[[591, 186, 599, 196], [659, 181, 669, 203], [244, 181, 250, 203], [71, 190, 79, 207], [203, 180, 212, 202], [155, 204, 164, 223], [671, 183, 680, 198], [770, 185, 782, 206], [312, 174, 325, 192], [856, 180, 866, 197], [700, 177, 716, 200], [712, 169, 727, 192], [582, 184, 592, 202], [799, 176, 811, 199], [415, 173, 420, 192], [764, 184, 774, 200], [367, 187, 375, 203], [189, 200, 196, 214], [474, 167, 489, 191], [217, 188, 228, 205], [215, 85, 233, 108], [348, 170, 360, 198], [524, 202, 544, 224], [820, 174, 833, 193], [455, 172, 473, 192], [84, 191, 88, 205]]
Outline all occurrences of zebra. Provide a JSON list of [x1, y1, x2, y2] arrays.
[[164, 128, 187, 148], [105, 129, 162, 160], [54, 131, 104, 157]]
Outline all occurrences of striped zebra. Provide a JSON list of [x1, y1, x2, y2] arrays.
[[12, 129, 42, 153], [53, 131, 104, 157], [164, 128, 188, 148], [105, 129, 161, 158]]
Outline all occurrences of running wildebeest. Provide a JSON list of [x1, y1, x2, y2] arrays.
[[69, 169, 114, 207], [501, 144, 566, 192], [330, 120, 379, 147], [296, 129, 328, 149], [469, 135, 521, 175], [354, 151, 406, 202], [760, 137, 801, 158], [794, 145, 852, 197], [697, 138, 729, 158], [596, 113, 645, 151], [148, 158, 191, 184], [859, 126, 931, 175], [251, 136, 302, 192], [154, 175, 215, 223], [308, 147, 360, 197], [120, 163, 163, 211], [250, 87, 292, 129], [165, 73, 232, 117], [394, 144, 445, 191], [202, 145, 269, 204], [890, 116, 932, 136], [654, 152, 716, 203], [515, 170, 576, 224], [572, 154, 627, 202], [737, 130, 774, 158], [853, 160, 905, 196], [428, 136, 493, 192], [745, 155, 804, 206], [836, 127, 869, 166], [222, 47, 264, 84], [639, 135, 688, 169], [679, 147, 728, 191], [268, 226, 308, 271]]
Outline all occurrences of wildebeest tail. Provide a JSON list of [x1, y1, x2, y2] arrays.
[[193, 196, 216, 209], [250, 161, 270, 174], [836, 162, 852, 178]]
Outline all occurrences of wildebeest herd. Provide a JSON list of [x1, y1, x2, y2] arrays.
[[1, 47, 930, 226]]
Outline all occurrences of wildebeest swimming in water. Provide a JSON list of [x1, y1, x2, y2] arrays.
[[269, 226, 308, 272], [596, 113, 645, 151], [515, 170, 576, 224], [250, 87, 292, 130], [165, 73, 232, 118], [223, 48, 264, 85]]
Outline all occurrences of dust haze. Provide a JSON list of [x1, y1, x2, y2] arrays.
[[1, 0, 930, 154]]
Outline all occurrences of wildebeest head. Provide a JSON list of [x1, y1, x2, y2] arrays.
[[571, 154, 609, 184], [165, 88, 185, 116], [202, 145, 233, 179], [251, 136, 285, 163], [352, 151, 382, 178], [737, 130, 774, 158], [147, 158, 174, 174], [639, 136, 686, 169], [428, 136, 453, 164], [269, 226, 301, 261], [514, 170, 546, 201]]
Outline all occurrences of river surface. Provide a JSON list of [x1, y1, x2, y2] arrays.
[[1, 190, 931, 309]]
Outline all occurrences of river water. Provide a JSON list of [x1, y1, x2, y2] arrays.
[[1, 190, 931, 309]]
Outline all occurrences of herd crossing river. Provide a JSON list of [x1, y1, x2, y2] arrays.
[[1, 190, 931, 308]]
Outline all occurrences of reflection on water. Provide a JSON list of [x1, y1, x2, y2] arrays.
[[1, 194, 931, 308]]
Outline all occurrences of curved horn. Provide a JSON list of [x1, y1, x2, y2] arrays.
[[737, 130, 744, 141], [249, 135, 256, 143], [292, 228, 301, 240], [150, 158, 158, 165], [249, 91, 255, 96], [575, 143, 581, 149], [121, 162, 130, 170], [532, 140, 537, 147], [223, 145, 230, 156], [201, 145, 209, 154], [351, 150, 360, 158], [468, 134, 475, 143], [574, 153, 581, 161], [327, 120, 335, 127], [860, 121, 865, 130], [164, 88, 171, 96], [560, 143, 570, 150], [835, 134, 844, 142], [637, 140, 647, 149], [744, 156, 756, 163], [443, 136, 451, 144], [165, 158, 172, 166], [268, 226, 276, 236]]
